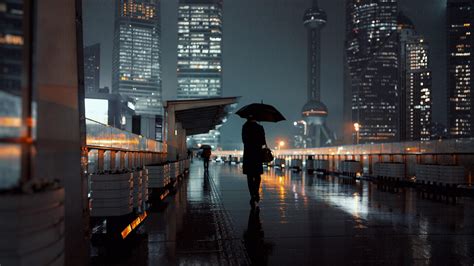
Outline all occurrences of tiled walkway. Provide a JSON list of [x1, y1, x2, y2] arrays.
[[96, 162, 474, 265]]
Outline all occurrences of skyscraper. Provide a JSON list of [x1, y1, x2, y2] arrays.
[[300, 0, 333, 147], [177, 0, 223, 149], [345, 0, 400, 144], [447, 0, 474, 138], [0, 0, 23, 98], [398, 14, 432, 141], [0, 0, 23, 138], [84, 43, 100, 94], [112, 0, 162, 116]]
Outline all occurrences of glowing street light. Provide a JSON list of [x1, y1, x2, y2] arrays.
[[353, 123, 361, 145], [278, 140, 285, 150]]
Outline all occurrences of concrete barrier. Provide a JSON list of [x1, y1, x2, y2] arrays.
[[90, 173, 133, 217], [291, 159, 303, 170], [374, 162, 406, 179], [0, 188, 65, 266], [339, 160, 362, 176], [147, 165, 170, 188], [315, 160, 330, 172], [416, 164, 465, 184]]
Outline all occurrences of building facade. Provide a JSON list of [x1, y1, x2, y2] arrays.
[[0, 0, 24, 138], [177, 0, 223, 149], [112, 0, 162, 116], [399, 15, 432, 141], [345, 0, 400, 144], [84, 43, 100, 95], [447, 0, 474, 138]]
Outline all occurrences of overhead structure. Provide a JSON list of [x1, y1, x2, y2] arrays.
[[165, 97, 238, 160]]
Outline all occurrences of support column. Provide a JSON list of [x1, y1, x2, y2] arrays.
[[33, 0, 89, 263]]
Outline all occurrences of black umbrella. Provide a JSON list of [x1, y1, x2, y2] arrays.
[[200, 145, 212, 149], [236, 103, 286, 122]]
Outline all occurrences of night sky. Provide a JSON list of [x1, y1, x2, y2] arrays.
[[83, 0, 447, 149]]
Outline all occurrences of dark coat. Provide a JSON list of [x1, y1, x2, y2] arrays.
[[242, 121, 266, 175]]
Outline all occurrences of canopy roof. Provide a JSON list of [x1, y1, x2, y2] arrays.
[[166, 97, 238, 136]]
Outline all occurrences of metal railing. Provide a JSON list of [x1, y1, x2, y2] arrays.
[[214, 138, 474, 157], [86, 118, 164, 153]]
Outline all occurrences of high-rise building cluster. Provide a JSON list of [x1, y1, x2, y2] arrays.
[[344, 0, 434, 144], [344, 0, 474, 144]]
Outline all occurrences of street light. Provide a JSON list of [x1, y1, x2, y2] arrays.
[[294, 120, 308, 135], [353, 123, 360, 145], [278, 140, 285, 150]]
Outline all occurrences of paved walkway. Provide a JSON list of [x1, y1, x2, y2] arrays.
[[95, 162, 474, 265]]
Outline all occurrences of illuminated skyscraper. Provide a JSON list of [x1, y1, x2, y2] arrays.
[[0, 0, 24, 138], [447, 0, 474, 138], [345, 0, 400, 144], [177, 0, 222, 99], [84, 43, 100, 94], [177, 0, 223, 149], [0, 0, 23, 98], [112, 0, 162, 116], [398, 14, 432, 141], [300, 0, 333, 147]]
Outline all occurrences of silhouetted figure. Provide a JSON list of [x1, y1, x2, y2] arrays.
[[243, 207, 273, 265], [242, 118, 266, 208], [202, 146, 211, 172]]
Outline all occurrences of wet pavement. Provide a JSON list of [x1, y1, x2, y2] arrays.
[[94, 162, 474, 265]]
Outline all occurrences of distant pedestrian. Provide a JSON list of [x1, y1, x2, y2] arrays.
[[242, 116, 267, 208], [201, 146, 212, 172]]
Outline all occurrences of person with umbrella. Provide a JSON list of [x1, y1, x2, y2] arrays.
[[237, 103, 285, 208], [200, 145, 212, 172]]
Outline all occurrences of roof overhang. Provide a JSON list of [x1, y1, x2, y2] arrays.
[[165, 97, 239, 136]]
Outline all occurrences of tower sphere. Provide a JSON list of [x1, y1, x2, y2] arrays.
[[303, 8, 327, 29]]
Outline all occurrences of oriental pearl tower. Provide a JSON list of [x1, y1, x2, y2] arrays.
[[301, 0, 333, 147]]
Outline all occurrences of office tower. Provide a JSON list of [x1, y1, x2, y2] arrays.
[[112, 0, 162, 116], [177, 0, 223, 149], [300, 0, 333, 147], [84, 43, 100, 94], [0, 0, 23, 138], [345, 0, 400, 144], [447, 0, 474, 138], [399, 14, 432, 141]]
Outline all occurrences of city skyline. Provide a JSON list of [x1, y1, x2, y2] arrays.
[[83, 0, 449, 148]]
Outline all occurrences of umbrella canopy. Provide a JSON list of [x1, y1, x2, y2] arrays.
[[200, 145, 212, 149], [236, 103, 286, 122]]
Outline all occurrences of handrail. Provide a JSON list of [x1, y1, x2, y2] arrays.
[[85, 118, 165, 153], [213, 138, 474, 157]]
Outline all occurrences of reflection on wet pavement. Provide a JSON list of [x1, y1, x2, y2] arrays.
[[93, 162, 474, 265], [215, 164, 474, 265]]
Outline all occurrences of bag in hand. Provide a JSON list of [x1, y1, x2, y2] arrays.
[[261, 147, 274, 163]]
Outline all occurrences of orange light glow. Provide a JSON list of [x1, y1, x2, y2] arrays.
[[121, 225, 132, 239], [130, 217, 141, 230], [0, 117, 21, 128]]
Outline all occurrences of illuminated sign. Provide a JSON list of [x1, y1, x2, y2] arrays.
[[85, 99, 109, 124]]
